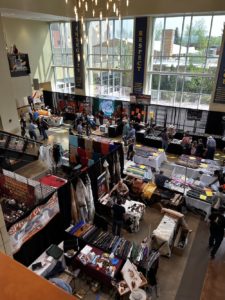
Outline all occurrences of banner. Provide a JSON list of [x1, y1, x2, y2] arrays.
[[130, 93, 151, 105], [133, 17, 148, 94], [8, 192, 59, 254], [214, 26, 225, 103], [71, 21, 84, 89], [7, 53, 31, 77]]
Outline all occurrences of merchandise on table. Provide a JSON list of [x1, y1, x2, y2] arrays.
[[76, 245, 123, 279], [99, 194, 146, 233], [133, 145, 167, 171], [124, 161, 152, 180], [186, 187, 213, 204]]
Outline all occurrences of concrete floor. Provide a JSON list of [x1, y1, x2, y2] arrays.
[[14, 126, 225, 300]]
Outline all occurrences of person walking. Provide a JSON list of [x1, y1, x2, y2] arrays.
[[161, 128, 169, 151], [206, 136, 216, 160], [195, 139, 205, 157], [112, 198, 126, 236], [208, 209, 225, 259], [77, 120, 83, 135], [28, 120, 37, 140]]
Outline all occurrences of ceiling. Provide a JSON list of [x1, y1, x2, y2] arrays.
[[0, 8, 74, 22]]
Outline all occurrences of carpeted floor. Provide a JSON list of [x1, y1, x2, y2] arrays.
[[175, 219, 209, 300]]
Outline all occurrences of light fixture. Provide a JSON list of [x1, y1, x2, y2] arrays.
[[72, 0, 130, 28]]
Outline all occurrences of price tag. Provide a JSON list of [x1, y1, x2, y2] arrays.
[[158, 149, 164, 152], [206, 191, 213, 197], [200, 194, 207, 201], [136, 144, 141, 148]]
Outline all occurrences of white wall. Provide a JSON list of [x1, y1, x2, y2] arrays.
[[2, 17, 53, 85], [0, 18, 20, 133]]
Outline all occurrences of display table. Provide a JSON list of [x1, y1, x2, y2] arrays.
[[39, 174, 67, 188], [152, 215, 178, 257], [144, 135, 162, 149], [73, 245, 123, 286], [99, 124, 108, 134], [99, 194, 146, 233], [167, 139, 183, 155], [123, 161, 152, 180], [46, 116, 63, 127], [28, 242, 65, 277], [185, 195, 212, 220], [134, 146, 167, 171]]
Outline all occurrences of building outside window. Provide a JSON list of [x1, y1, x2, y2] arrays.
[[85, 19, 134, 100], [50, 22, 75, 93], [147, 14, 225, 109]]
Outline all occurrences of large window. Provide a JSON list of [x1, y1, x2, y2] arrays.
[[85, 19, 134, 99], [50, 23, 75, 93], [147, 15, 225, 109]]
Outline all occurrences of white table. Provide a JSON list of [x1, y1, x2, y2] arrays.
[[185, 196, 211, 220], [46, 116, 63, 127], [28, 242, 65, 277], [134, 147, 167, 171], [123, 161, 153, 181], [152, 215, 178, 257]]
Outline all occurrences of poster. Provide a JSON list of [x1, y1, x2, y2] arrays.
[[97, 172, 108, 199], [8, 192, 59, 254], [7, 54, 31, 77], [133, 17, 148, 94]]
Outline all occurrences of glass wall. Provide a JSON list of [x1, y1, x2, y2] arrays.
[[85, 18, 134, 99], [50, 23, 75, 93], [147, 15, 225, 109]]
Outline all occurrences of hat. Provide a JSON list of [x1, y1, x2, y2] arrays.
[[208, 136, 213, 139], [129, 289, 147, 300]]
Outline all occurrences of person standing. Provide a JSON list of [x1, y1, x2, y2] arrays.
[[127, 124, 136, 160], [98, 110, 104, 125], [112, 198, 126, 236], [28, 120, 37, 140], [206, 136, 216, 160], [181, 132, 191, 154], [40, 117, 49, 140], [195, 139, 205, 157], [33, 109, 39, 122], [77, 120, 83, 135], [208, 210, 225, 259], [161, 128, 169, 151]]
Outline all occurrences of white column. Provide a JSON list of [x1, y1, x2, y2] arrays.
[[0, 17, 20, 133]]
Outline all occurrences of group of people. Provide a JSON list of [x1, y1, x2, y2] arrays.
[[161, 128, 217, 160], [20, 108, 49, 141]]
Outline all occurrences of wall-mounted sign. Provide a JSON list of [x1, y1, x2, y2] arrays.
[[133, 17, 148, 94], [130, 93, 151, 105], [71, 21, 84, 89]]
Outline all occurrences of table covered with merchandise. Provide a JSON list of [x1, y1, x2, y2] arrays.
[[185, 187, 214, 219], [176, 155, 221, 176], [45, 116, 63, 127], [73, 244, 123, 286], [123, 161, 152, 181], [134, 146, 167, 171], [99, 194, 146, 233]]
